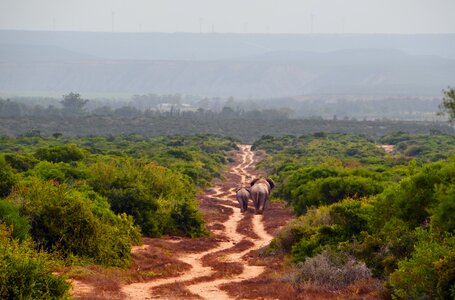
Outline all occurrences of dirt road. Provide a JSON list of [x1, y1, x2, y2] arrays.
[[121, 145, 273, 299], [71, 145, 292, 299]]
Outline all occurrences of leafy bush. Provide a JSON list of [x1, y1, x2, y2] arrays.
[[264, 206, 332, 256], [34, 144, 85, 163], [0, 225, 70, 299], [342, 218, 417, 277], [291, 225, 342, 261], [11, 178, 140, 267], [293, 175, 383, 214], [32, 161, 88, 184], [274, 165, 340, 202], [0, 158, 16, 197], [89, 159, 206, 237], [0, 200, 30, 240], [371, 159, 455, 229], [329, 199, 368, 238], [431, 186, 455, 233], [4, 154, 38, 172], [380, 133, 455, 162], [390, 229, 455, 300]]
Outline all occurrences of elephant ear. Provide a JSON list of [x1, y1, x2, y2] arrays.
[[266, 178, 276, 189], [250, 178, 260, 186]]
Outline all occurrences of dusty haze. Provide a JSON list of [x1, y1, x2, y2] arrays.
[[0, 0, 454, 34]]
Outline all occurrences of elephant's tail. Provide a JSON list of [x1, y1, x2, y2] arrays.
[[252, 192, 260, 210]]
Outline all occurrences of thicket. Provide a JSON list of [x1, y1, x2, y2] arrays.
[[379, 131, 455, 162], [1, 115, 452, 144], [0, 133, 235, 296], [0, 225, 70, 299], [256, 133, 455, 298]]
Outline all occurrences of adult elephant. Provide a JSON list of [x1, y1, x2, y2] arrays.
[[236, 187, 250, 213], [250, 177, 275, 214]]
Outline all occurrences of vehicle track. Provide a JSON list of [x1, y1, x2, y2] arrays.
[[77, 145, 272, 299]]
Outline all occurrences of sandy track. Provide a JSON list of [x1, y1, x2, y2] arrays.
[[120, 145, 274, 299]]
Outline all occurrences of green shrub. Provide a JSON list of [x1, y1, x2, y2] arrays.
[[32, 161, 88, 184], [434, 250, 455, 300], [34, 144, 85, 163], [431, 186, 455, 233], [291, 225, 346, 262], [329, 199, 368, 238], [390, 229, 455, 300], [166, 149, 193, 161], [4, 154, 38, 172], [11, 178, 139, 267], [264, 206, 332, 256], [0, 200, 30, 240], [89, 159, 205, 237], [343, 218, 417, 277], [293, 175, 383, 214], [0, 225, 70, 299], [0, 159, 16, 197], [371, 160, 455, 229], [274, 166, 340, 202]]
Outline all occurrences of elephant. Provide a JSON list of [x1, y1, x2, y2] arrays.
[[236, 187, 251, 213], [250, 177, 275, 214]]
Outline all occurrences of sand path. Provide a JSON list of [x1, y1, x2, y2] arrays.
[[120, 145, 273, 299]]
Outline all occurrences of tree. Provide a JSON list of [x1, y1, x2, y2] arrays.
[[438, 87, 455, 123], [60, 92, 88, 116]]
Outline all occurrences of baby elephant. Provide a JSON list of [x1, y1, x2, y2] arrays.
[[236, 187, 251, 213]]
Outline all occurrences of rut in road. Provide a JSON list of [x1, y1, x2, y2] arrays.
[[121, 145, 274, 299]]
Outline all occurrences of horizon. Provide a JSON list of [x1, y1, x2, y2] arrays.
[[2, 29, 455, 36], [1, 0, 454, 34]]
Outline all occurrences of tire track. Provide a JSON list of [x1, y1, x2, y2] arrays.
[[121, 145, 272, 299]]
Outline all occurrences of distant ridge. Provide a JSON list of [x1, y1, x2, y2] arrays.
[[0, 47, 453, 97], [0, 44, 96, 62], [1, 31, 454, 97], [1, 30, 455, 60]]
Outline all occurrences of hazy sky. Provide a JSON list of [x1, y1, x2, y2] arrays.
[[0, 0, 454, 34]]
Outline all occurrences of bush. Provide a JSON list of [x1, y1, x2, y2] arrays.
[[264, 206, 332, 256], [32, 161, 88, 184], [434, 250, 455, 300], [293, 175, 383, 215], [4, 154, 38, 172], [89, 159, 206, 237], [343, 218, 417, 277], [0, 225, 70, 299], [390, 229, 455, 300], [431, 186, 455, 233], [34, 144, 85, 163], [274, 166, 340, 202], [289, 249, 372, 290], [11, 178, 139, 267], [0, 159, 16, 197], [0, 200, 30, 240], [329, 199, 368, 238], [371, 160, 455, 229]]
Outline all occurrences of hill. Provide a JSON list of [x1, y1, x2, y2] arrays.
[[0, 46, 454, 97], [1, 30, 455, 60], [1, 31, 454, 97]]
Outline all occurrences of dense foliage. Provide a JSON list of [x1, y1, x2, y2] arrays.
[[0, 134, 235, 296], [1, 115, 452, 144], [256, 133, 455, 298], [0, 225, 70, 299], [379, 131, 455, 162]]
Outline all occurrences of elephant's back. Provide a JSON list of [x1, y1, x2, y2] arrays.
[[237, 189, 250, 198], [251, 183, 269, 195]]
